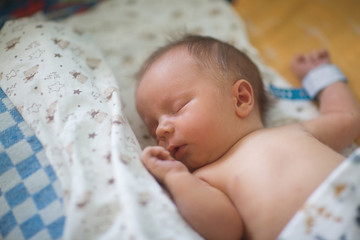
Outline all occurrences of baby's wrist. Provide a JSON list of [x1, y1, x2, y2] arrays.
[[164, 170, 191, 189], [302, 64, 347, 99]]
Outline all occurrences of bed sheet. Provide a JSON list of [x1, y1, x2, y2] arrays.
[[279, 148, 360, 239]]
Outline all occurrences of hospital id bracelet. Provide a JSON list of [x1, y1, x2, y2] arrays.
[[302, 64, 347, 99]]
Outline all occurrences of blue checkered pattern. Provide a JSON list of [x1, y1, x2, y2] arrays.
[[0, 88, 65, 239]]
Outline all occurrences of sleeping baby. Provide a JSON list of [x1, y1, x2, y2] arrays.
[[135, 35, 360, 240]]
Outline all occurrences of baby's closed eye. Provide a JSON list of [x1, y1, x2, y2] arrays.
[[173, 99, 191, 114]]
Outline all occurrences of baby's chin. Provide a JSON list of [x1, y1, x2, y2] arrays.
[[181, 159, 199, 173], [184, 158, 213, 173]]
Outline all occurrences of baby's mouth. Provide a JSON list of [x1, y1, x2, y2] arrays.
[[173, 146, 181, 157], [168, 144, 186, 159], [167, 146, 175, 158], [168, 144, 179, 158]]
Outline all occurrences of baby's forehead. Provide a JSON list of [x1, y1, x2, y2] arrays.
[[142, 47, 195, 75], [143, 46, 228, 88], [156, 46, 191, 63]]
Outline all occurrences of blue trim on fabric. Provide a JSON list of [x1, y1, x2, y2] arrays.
[[269, 84, 311, 100]]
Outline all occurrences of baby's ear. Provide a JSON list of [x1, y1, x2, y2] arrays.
[[231, 79, 255, 118]]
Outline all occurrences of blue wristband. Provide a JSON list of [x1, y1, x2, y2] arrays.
[[269, 64, 347, 101]]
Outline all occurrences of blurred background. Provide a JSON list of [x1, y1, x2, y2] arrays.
[[233, 0, 360, 144], [233, 0, 360, 100]]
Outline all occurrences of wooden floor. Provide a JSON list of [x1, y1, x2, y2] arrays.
[[233, 0, 360, 144]]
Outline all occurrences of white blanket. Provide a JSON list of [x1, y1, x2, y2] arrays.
[[0, 18, 200, 240], [279, 148, 360, 239]]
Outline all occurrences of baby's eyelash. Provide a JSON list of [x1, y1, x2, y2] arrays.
[[174, 101, 189, 113]]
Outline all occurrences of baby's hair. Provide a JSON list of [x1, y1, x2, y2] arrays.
[[136, 34, 269, 122]]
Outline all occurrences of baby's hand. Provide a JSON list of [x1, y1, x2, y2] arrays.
[[141, 146, 188, 183]]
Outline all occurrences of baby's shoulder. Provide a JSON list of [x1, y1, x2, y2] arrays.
[[231, 124, 318, 166], [241, 124, 313, 150], [252, 123, 309, 139]]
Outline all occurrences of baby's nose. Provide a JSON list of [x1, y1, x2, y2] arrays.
[[156, 117, 174, 139]]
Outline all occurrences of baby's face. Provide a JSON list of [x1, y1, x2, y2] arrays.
[[136, 48, 240, 171]]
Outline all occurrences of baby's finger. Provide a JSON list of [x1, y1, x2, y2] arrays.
[[142, 146, 172, 161], [156, 148, 173, 160]]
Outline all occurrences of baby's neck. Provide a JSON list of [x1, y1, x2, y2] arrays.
[[221, 117, 264, 161], [239, 114, 264, 140]]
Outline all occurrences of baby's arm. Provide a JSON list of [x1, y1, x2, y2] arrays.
[[141, 146, 243, 240], [304, 81, 360, 150], [293, 50, 360, 151]]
